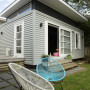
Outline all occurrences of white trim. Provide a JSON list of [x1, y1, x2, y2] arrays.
[[60, 28, 72, 54], [45, 20, 60, 55], [0, 17, 6, 22], [70, 31, 73, 55], [59, 27, 61, 56], [45, 20, 72, 56], [0, 0, 20, 16], [0, 0, 32, 17], [14, 20, 24, 58], [0, 0, 87, 22], [75, 31, 81, 49], [45, 21, 48, 55]]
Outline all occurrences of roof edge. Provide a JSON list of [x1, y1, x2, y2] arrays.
[[59, 0, 87, 22], [0, 0, 20, 16], [0, 17, 6, 22]]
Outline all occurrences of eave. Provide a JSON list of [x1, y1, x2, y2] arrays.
[[0, 0, 88, 23], [0, 0, 31, 17], [0, 17, 6, 22], [38, 0, 88, 22]]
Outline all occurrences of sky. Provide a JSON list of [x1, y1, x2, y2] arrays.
[[0, 0, 15, 13]]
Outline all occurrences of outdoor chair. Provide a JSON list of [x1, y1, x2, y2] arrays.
[[8, 63, 54, 90], [36, 58, 65, 89]]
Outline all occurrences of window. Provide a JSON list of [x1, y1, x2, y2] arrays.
[[14, 21, 24, 57], [75, 32, 81, 49], [61, 29, 71, 54]]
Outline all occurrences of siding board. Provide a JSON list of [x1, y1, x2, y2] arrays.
[[0, 12, 33, 65], [33, 10, 84, 65]]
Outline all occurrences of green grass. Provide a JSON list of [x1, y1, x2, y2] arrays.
[[54, 64, 90, 90]]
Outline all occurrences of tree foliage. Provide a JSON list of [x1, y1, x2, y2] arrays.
[[64, 0, 90, 46], [64, 0, 90, 14]]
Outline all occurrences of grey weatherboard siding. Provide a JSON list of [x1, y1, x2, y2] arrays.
[[33, 10, 84, 65], [0, 0, 85, 65], [32, 0, 84, 65], [0, 11, 33, 65]]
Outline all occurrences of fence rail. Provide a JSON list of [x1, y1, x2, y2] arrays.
[[85, 47, 90, 57]]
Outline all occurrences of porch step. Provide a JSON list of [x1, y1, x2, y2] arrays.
[[58, 59, 77, 70], [62, 62, 78, 70], [0, 57, 24, 71], [58, 59, 72, 64]]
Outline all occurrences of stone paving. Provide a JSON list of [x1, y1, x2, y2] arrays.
[[0, 67, 85, 90]]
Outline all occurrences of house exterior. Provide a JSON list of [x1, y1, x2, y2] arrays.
[[0, 0, 87, 65]]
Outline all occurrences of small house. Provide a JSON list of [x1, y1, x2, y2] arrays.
[[0, 0, 88, 65]]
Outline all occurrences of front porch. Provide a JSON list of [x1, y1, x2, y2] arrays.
[[51, 56, 78, 70], [0, 56, 78, 71]]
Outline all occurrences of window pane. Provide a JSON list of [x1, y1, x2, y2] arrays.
[[17, 25, 22, 32], [76, 33, 79, 48], [64, 49, 70, 54], [16, 40, 21, 46], [61, 43, 64, 47], [17, 32, 21, 39], [19, 25, 22, 31], [64, 30, 70, 36], [61, 29, 71, 54], [61, 29, 64, 34], [61, 36, 64, 41], [64, 36, 70, 42], [64, 43, 70, 49], [16, 47, 21, 53], [17, 26, 19, 32]]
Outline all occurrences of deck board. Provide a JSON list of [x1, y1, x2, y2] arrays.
[[0, 57, 24, 71]]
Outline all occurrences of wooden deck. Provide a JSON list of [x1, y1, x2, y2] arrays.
[[51, 56, 78, 70], [58, 60, 77, 70], [0, 56, 78, 71], [0, 57, 24, 71]]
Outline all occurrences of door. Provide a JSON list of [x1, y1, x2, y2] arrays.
[[14, 21, 24, 57], [48, 25, 59, 56]]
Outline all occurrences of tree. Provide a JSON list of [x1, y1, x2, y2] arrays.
[[64, 0, 90, 47], [64, 0, 90, 14]]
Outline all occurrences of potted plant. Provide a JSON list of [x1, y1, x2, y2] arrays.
[[67, 55, 72, 60], [42, 54, 49, 58]]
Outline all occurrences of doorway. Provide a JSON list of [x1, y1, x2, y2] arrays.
[[48, 24, 59, 56]]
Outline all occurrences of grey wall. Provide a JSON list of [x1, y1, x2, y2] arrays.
[[72, 31, 84, 59], [34, 1, 78, 27], [0, 22, 14, 56], [0, 11, 33, 65], [33, 10, 84, 65], [31, 1, 84, 65], [0, 22, 4, 26]]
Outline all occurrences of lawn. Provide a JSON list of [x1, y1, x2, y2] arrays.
[[54, 64, 90, 90]]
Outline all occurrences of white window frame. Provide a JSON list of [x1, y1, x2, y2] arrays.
[[14, 21, 24, 57], [45, 20, 72, 56], [45, 20, 60, 56], [60, 28, 72, 54], [75, 32, 81, 49]]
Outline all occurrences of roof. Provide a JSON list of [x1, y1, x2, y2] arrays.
[[38, 0, 87, 22], [0, 0, 88, 22], [0, 0, 31, 17], [0, 17, 6, 22]]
